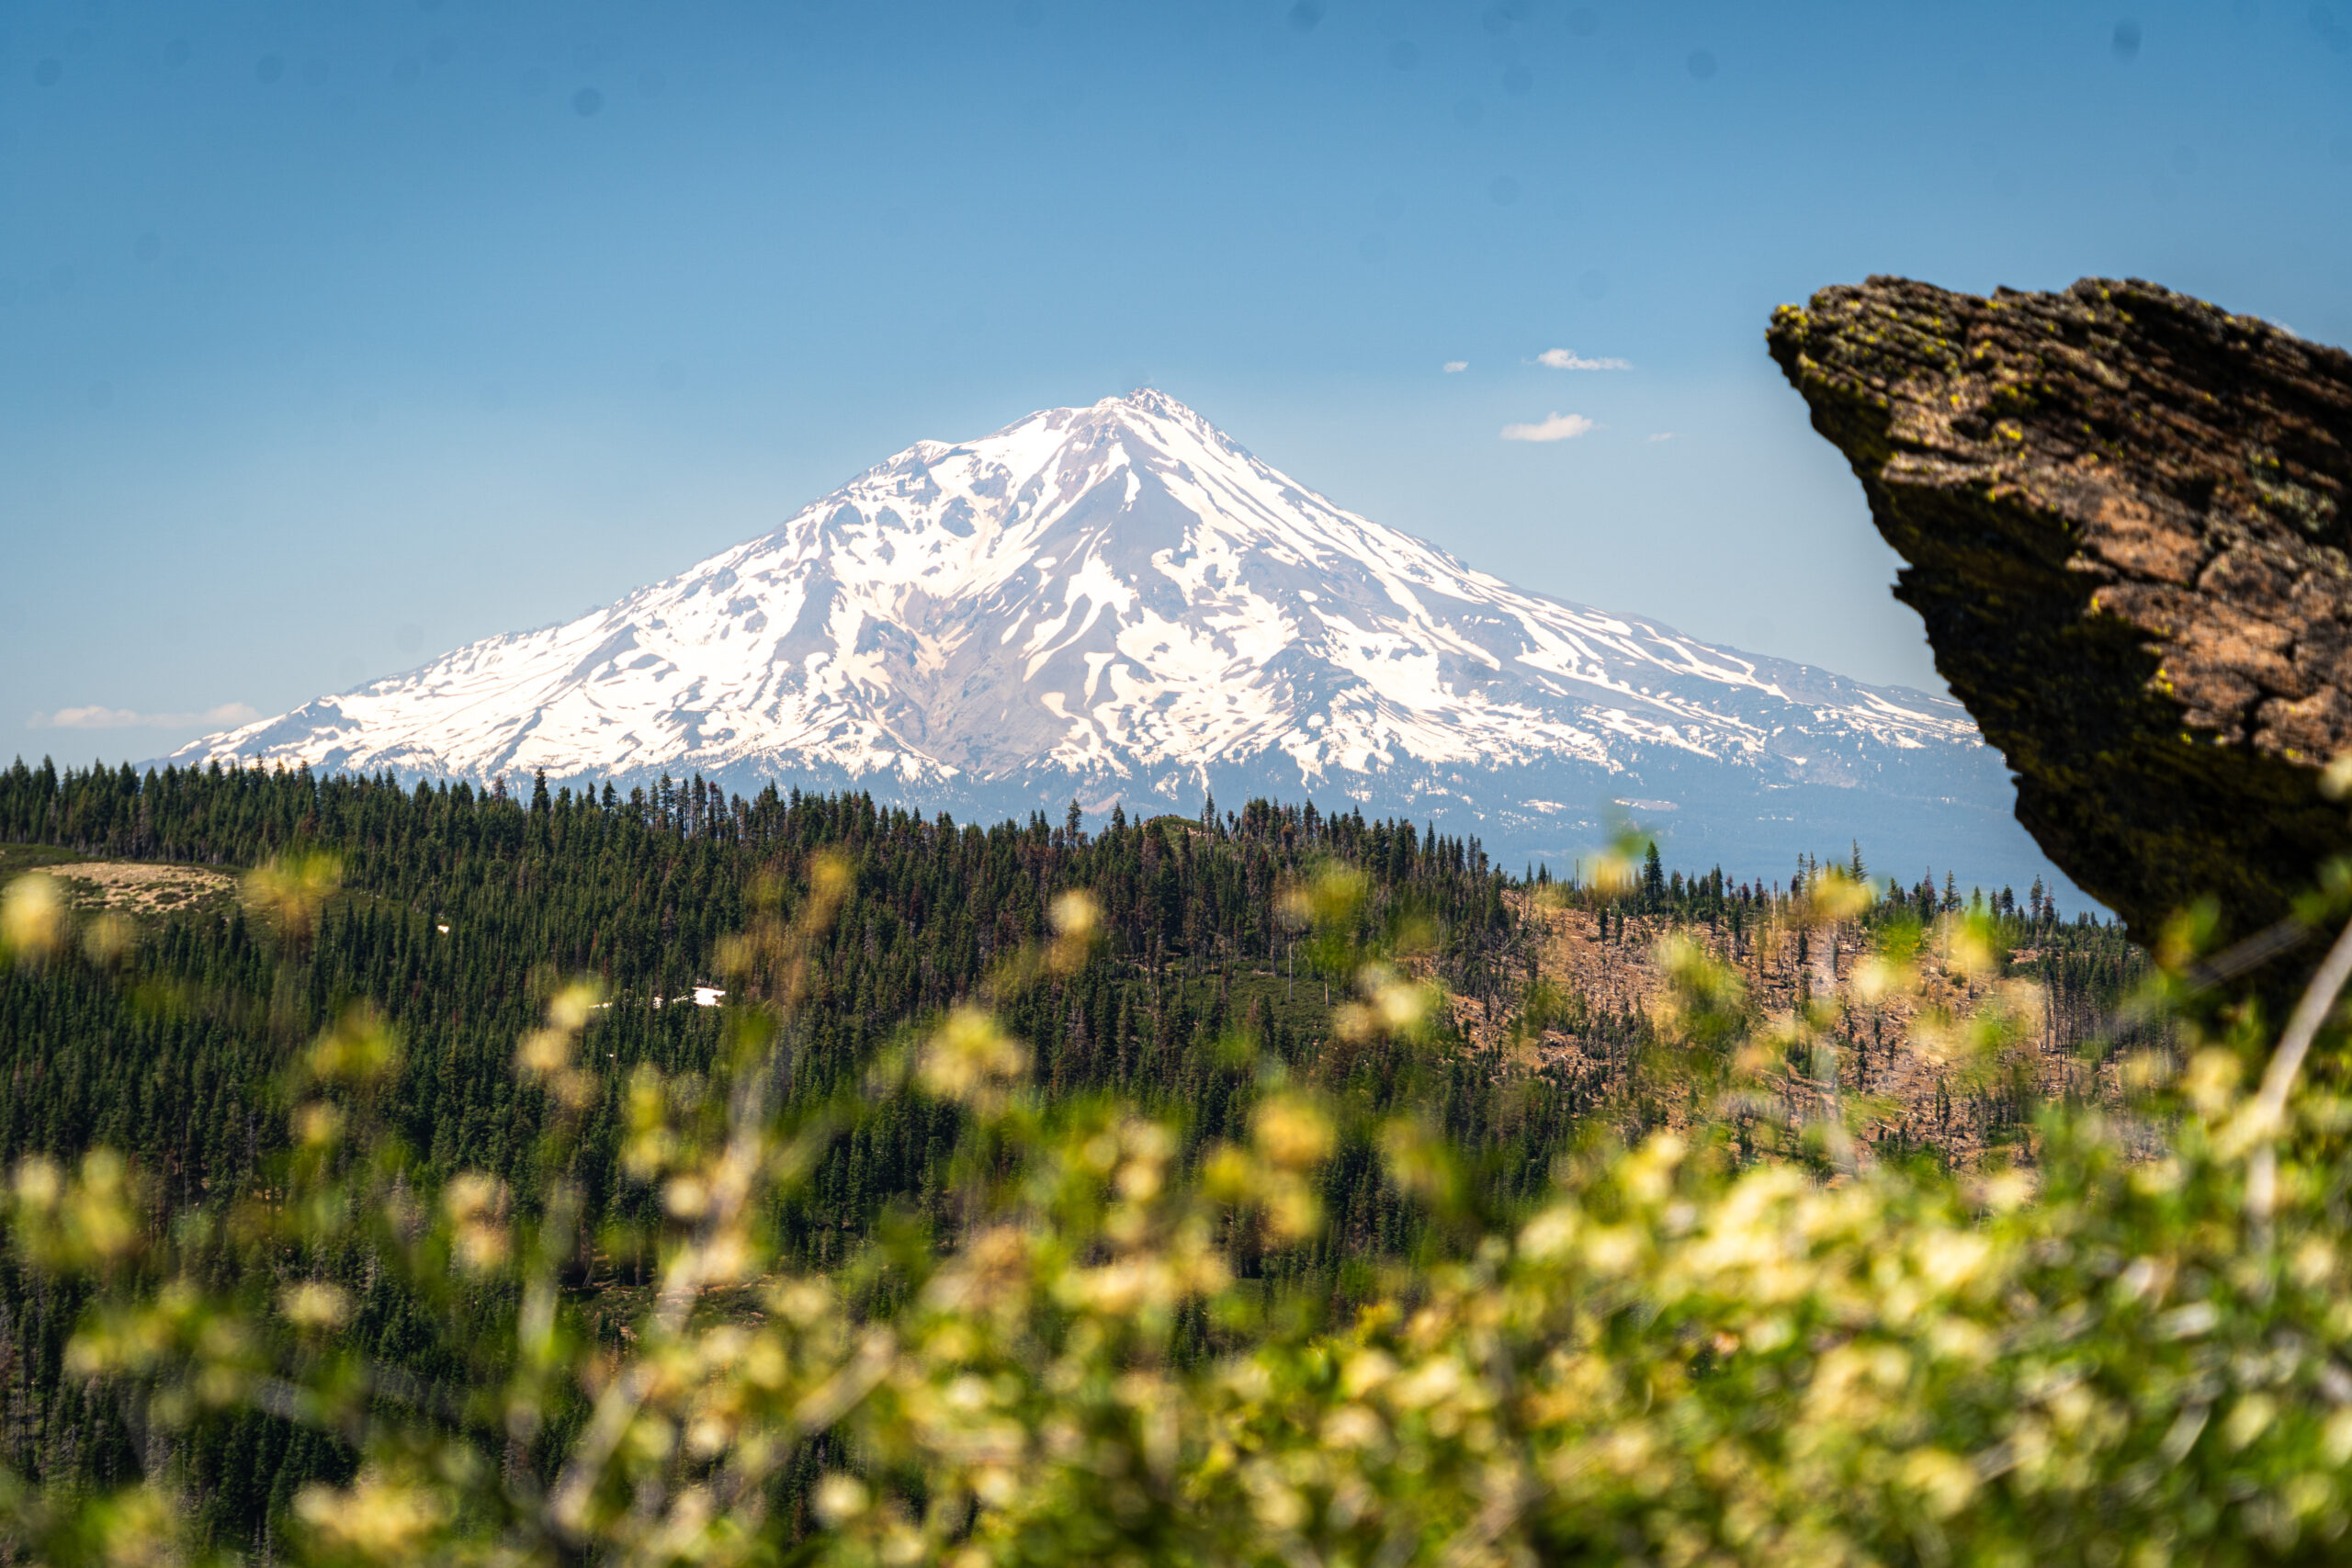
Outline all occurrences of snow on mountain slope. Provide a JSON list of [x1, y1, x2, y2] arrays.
[[170, 389, 2024, 873]]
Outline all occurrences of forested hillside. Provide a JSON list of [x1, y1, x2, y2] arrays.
[[0, 758, 2148, 1556]]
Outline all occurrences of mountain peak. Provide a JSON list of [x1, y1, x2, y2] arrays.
[[1098, 385, 1207, 424], [1009, 387, 1236, 466]]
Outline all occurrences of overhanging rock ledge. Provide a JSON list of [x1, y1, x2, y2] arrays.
[[1769, 276, 2352, 948]]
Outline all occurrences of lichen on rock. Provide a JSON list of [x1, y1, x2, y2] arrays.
[[1769, 276, 2352, 949]]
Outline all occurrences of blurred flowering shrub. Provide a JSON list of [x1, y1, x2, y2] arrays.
[[7, 853, 2352, 1567]]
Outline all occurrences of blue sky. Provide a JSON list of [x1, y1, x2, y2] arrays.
[[4, 0, 2347, 754]]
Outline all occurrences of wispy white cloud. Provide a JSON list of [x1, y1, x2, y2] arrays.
[[1500, 412, 1595, 443], [1645, 432, 1678, 442], [1535, 348, 1632, 370], [28, 702, 261, 732], [1442, 360, 1468, 373]]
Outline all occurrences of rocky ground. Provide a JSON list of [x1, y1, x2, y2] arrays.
[[1446, 891, 2160, 1170]]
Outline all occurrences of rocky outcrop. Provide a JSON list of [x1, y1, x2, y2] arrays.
[[1768, 276, 2352, 949]]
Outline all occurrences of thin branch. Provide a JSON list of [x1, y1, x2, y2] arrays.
[[543, 863, 848, 1544], [2246, 915, 2352, 1232]]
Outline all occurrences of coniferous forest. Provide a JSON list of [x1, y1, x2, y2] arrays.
[[2, 759, 1534, 1549], [0, 758, 2154, 1559]]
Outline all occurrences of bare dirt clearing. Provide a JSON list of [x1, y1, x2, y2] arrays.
[[48, 861, 239, 915]]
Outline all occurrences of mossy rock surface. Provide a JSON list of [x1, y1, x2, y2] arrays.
[[1768, 276, 2352, 950]]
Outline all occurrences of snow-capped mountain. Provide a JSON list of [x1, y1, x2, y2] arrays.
[[171, 389, 2038, 878]]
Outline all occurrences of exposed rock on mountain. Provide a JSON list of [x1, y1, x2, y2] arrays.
[[1770, 276, 2352, 944], [172, 389, 2038, 879]]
